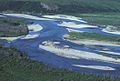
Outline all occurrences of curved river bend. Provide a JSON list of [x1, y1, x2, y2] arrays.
[[2, 14, 120, 76]]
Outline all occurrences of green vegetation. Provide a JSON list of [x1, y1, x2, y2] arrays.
[[0, 17, 31, 25], [68, 32, 120, 43], [74, 13, 120, 26], [0, 1, 120, 80], [0, 17, 32, 37], [66, 13, 119, 31], [0, 0, 120, 14], [0, 45, 120, 81], [67, 13, 120, 44]]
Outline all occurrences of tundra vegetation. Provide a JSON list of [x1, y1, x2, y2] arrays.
[[68, 13, 120, 43], [68, 32, 120, 43], [0, 0, 120, 14], [0, 0, 120, 81], [0, 45, 120, 81], [0, 16, 120, 81], [0, 17, 32, 37]]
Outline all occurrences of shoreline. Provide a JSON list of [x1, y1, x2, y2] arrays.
[[43, 14, 87, 23], [0, 24, 44, 41], [4, 13, 53, 21], [39, 44, 120, 64], [102, 29, 120, 35], [58, 22, 98, 29], [21, 24, 43, 39], [1, 13, 120, 76]]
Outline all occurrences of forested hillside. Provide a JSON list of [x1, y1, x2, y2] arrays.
[[0, 0, 120, 14]]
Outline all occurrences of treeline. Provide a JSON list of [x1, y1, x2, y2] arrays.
[[0, 0, 120, 14], [0, 1, 50, 14]]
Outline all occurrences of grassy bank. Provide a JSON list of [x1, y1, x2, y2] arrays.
[[0, 45, 120, 81], [71, 13, 120, 26], [67, 13, 120, 31], [0, 17, 32, 37], [68, 32, 120, 43], [66, 13, 120, 43]]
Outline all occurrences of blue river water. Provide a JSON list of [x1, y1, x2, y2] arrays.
[[1, 14, 120, 76]]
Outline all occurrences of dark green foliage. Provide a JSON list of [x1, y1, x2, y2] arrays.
[[0, 1, 50, 14], [0, 17, 32, 25], [0, 45, 120, 81], [0, 0, 120, 13], [73, 13, 120, 26], [0, 17, 31, 37]]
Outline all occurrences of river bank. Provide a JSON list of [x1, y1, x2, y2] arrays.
[[0, 13, 120, 76]]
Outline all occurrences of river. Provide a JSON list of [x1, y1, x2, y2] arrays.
[[1, 14, 120, 76]]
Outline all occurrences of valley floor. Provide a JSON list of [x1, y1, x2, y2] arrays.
[[0, 13, 120, 81]]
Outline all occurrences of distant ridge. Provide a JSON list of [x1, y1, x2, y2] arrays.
[[0, 0, 120, 13]]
